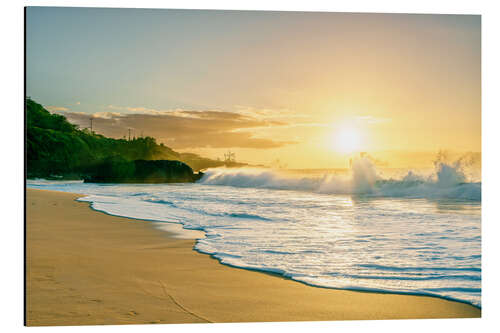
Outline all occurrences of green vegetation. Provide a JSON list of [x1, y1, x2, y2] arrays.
[[26, 98, 244, 179]]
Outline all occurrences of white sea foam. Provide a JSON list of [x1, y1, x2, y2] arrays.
[[27, 157, 481, 307], [199, 156, 481, 201]]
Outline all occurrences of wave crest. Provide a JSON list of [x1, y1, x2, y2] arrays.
[[199, 155, 481, 201]]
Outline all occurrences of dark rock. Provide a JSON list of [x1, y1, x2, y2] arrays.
[[84, 158, 203, 183]]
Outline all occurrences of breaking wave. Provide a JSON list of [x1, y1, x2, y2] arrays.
[[199, 155, 481, 201]]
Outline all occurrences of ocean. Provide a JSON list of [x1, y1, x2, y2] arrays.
[[27, 157, 481, 307]]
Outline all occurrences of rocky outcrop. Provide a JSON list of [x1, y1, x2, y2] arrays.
[[84, 157, 204, 183]]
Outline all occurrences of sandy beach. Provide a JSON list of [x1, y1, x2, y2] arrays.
[[26, 188, 480, 326]]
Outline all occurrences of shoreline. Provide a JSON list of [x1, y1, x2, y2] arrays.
[[198, 253, 482, 311], [67, 188, 483, 310], [26, 188, 481, 326]]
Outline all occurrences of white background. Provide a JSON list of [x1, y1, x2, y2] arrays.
[[1, 0, 499, 332]]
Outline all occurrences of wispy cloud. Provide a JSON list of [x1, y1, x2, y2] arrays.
[[59, 108, 296, 149], [91, 112, 123, 119], [233, 105, 311, 121], [46, 106, 69, 112]]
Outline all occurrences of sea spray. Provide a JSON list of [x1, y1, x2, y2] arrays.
[[350, 155, 380, 194], [199, 155, 481, 201]]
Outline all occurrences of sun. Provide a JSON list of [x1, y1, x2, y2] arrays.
[[332, 124, 363, 154]]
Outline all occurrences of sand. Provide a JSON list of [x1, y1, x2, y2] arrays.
[[25, 188, 480, 326]]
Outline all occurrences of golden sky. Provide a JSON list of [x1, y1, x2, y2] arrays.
[[28, 9, 481, 169]]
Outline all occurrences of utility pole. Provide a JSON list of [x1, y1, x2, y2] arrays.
[[224, 150, 235, 163], [128, 128, 131, 141], [90, 118, 93, 133]]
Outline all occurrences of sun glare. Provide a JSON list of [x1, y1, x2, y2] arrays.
[[333, 124, 363, 154]]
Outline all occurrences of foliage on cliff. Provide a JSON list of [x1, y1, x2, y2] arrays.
[[26, 98, 243, 178]]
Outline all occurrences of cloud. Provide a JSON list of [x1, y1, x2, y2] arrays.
[[233, 105, 311, 121], [46, 106, 69, 112], [59, 109, 296, 149], [92, 112, 122, 119]]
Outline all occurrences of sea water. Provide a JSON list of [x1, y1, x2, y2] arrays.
[[27, 157, 481, 307]]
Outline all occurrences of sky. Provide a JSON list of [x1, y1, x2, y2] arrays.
[[26, 7, 481, 169]]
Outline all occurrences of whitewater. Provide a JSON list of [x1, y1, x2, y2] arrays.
[[27, 157, 481, 307]]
